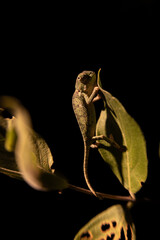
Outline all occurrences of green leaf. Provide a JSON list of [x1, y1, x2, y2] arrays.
[[0, 96, 68, 191], [96, 70, 148, 195], [74, 204, 136, 240]]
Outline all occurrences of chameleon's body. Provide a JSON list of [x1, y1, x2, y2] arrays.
[[72, 71, 125, 198], [72, 71, 100, 197]]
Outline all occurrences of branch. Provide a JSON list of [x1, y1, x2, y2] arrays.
[[69, 184, 136, 202]]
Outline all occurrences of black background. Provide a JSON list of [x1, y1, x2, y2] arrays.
[[0, 1, 159, 239]]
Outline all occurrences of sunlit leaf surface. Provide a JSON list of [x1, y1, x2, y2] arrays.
[[96, 70, 148, 195]]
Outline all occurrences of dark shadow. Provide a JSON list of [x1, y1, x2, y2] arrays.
[[123, 205, 134, 240], [98, 106, 126, 186], [119, 227, 126, 240]]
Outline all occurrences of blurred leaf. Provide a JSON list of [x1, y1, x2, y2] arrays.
[[0, 97, 68, 191], [0, 109, 22, 179], [96, 70, 148, 195], [74, 204, 136, 240]]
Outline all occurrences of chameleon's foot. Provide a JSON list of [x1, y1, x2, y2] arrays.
[[90, 137, 102, 149], [90, 142, 100, 149], [92, 91, 102, 102]]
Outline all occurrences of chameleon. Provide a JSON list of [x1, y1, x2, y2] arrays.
[[72, 71, 125, 198]]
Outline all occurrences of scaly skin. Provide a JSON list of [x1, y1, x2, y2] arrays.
[[72, 71, 125, 198], [72, 71, 100, 197]]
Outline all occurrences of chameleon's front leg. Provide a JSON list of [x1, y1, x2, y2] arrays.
[[87, 86, 101, 104], [92, 135, 126, 152], [88, 87, 126, 152]]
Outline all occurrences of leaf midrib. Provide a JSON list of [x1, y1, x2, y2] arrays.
[[115, 116, 131, 195]]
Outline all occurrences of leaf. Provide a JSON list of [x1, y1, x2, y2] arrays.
[[74, 204, 136, 240], [0, 96, 68, 191], [96, 69, 148, 195], [0, 109, 22, 179]]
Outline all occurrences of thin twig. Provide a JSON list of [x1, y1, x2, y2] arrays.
[[69, 184, 136, 202]]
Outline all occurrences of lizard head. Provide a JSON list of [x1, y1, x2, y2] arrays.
[[75, 71, 97, 95]]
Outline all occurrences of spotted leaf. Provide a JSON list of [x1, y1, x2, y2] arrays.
[[74, 204, 136, 240]]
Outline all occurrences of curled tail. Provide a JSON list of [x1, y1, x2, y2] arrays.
[[83, 143, 98, 198]]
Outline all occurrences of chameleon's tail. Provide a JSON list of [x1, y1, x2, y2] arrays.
[[83, 143, 99, 198]]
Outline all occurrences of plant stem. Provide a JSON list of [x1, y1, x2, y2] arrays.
[[69, 184, 136, 202]]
